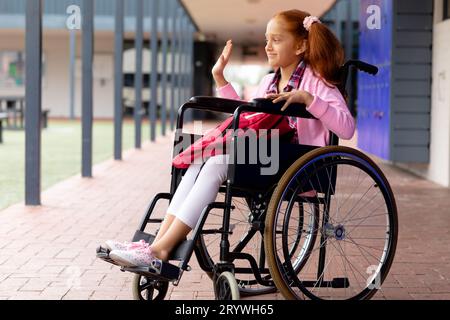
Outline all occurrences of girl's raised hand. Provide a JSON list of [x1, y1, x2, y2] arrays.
[[266, 90, 314, 111], [212, 40, 233, 78]]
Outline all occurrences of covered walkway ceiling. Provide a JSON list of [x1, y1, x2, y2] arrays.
[[181, 0, 336, 45]]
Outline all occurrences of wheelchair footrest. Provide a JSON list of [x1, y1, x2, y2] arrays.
[[121, 261, 181, 282]]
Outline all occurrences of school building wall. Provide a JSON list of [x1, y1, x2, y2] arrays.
[[0, 30, 115, 119]]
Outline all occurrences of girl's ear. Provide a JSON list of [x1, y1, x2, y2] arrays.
[[296, 39, 307, 56]]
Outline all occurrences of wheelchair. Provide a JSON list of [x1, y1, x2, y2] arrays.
[[97, 60, 398, 300]]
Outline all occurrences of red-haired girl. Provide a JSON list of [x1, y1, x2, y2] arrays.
[[106, 10, 355, 267]]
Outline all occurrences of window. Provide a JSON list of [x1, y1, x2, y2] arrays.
[[445, 0, 450, 20], [0, 52, 47, 90], [0, 51, 25, 89]]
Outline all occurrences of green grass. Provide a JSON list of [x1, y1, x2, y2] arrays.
[[0, 119, 162, 210]]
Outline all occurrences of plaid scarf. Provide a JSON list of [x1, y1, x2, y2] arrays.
[[266, 60, 307, 132]]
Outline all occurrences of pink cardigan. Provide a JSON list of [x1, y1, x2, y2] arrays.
[[217, 65, 355, 146]]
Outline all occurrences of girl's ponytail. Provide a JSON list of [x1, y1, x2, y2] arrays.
[[273, 10, 345, 88], [306, 21, 345, 87]]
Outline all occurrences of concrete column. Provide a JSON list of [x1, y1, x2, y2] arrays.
[[114, 0, 124, 160], [135, 0, 144, 149], [81, 0, 94, 178], [25, 0, 43, 205]]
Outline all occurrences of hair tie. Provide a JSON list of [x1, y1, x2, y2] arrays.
[[303, 16, 321, 31]]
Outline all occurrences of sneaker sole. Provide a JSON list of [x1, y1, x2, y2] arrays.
[[109, 251, 138, 267]]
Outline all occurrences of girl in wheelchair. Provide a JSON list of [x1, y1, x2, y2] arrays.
[[104, 9, 355, 269]]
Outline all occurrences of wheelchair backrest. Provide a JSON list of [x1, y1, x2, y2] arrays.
[[327, 59, 378, 148]]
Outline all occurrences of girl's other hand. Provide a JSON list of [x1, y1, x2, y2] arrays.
[[267, 90, 314, 111], [212, 40, 233, 87]]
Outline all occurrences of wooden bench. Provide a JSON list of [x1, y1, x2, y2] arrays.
[[0, 112, 7, 143], [0, 109, 50, 144], [0, 96, 24, 130], [1, 97, 50, 130]]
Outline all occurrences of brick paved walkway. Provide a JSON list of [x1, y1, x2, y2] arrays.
[[0, 123, 449, 300]]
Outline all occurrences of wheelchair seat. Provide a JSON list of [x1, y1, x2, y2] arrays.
[[227, 142, 319, 194]]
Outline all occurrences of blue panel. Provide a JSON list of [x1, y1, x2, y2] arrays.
[[357, 0, 392, 160]]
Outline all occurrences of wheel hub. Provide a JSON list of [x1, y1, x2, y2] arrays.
[[324, 223, 346, 240]]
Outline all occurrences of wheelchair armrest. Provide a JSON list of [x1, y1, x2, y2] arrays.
[[177, 97, 247, 130], [251, 98, 316, 120], [230, 98, 316, 130], [189, 96, 247, 114]]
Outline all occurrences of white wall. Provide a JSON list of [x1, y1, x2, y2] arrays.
[[0, 30, 25, 98], [396, 1, 450, 188], [429, 0, 450, 187], [0, 30, 115, 119]]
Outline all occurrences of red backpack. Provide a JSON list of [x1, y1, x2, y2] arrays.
[[172, 111, 295, 169]]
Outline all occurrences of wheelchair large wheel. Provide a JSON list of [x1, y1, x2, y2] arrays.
[[265, 146, 398, 300], [196, 194, 276, 296]]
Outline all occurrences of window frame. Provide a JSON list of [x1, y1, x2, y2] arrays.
[[445, 0, 450, 20]]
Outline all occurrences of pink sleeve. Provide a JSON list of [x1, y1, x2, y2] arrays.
[[306, 82, 355, 140], [216, 74, 274, 101], [216, 83, 241, 100]]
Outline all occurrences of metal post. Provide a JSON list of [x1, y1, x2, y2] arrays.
[[25, 0, 42, 205], [69, 29, 76, 120], [184, 20, 192, 122], [160, 0, 169, 136], [345, 0, 353, 60], [189, 25, 194, 101], [135, 0, 144, 149], [169, 0, 178, 131], [345, 0, 355, 115], [114, 0, 124, 160], [176, 11, 184, 124], [188, 25, 193, 104], [82, 0, 94, 178], [181, 14, 192, 122], [335, 1, 343, 42], [182, 18, 188, 116], [149, 0, 159, 142]]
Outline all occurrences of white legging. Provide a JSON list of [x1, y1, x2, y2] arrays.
[[167, 154, 230, 229]]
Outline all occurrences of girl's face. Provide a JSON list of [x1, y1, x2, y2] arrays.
[[265, 17, 305, 69]]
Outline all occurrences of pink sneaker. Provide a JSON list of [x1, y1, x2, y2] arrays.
[[109, 244, 156, 267], [104, 239, 148, 252]]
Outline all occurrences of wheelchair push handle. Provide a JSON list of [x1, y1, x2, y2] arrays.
[[343, 59, 378, 76]]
